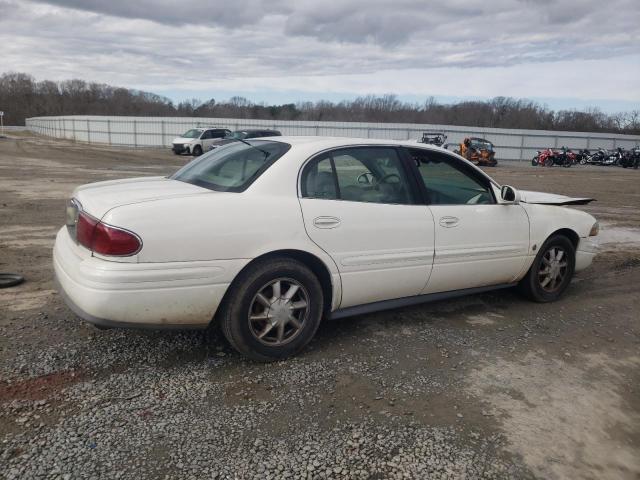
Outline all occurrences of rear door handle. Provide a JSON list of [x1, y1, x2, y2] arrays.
[[439, 216, 459, 228], [313, 216, 341, 229]]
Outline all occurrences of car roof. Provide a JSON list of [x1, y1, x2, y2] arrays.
[[266, 136, 446, 149], [237, 129, 279, 133]]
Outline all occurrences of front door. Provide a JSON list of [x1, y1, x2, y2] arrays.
[[298, 146, 435, 309], [404, 147, 530, 294]]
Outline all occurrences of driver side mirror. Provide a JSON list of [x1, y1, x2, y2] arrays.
[[500, 185, 520, 204]]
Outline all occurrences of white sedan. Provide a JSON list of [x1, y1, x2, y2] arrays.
[[54, 137, 599, 361]]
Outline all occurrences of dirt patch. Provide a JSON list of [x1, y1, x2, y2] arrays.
[[0, 286, 57, 312], [0, 370, 84, 401], [468, 352, 640, 480]]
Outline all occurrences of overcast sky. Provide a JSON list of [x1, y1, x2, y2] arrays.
[[1, 0, 639, 112]]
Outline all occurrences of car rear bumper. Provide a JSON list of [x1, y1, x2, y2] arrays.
[[53, 227, 247, 328], [575, 236, 598, 272]]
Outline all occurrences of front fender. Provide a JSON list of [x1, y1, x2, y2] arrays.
[[522, 203, 596, 248]]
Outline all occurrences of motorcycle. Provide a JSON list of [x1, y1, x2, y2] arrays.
[[576, 149, 592, 165], [620, 147, 640, 169], [556, 147, 576, 166], [532, 148, 572, 167], [602, 147, 623, 166], [586, 148, 610, 165]]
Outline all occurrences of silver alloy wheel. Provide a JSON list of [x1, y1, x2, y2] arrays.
[[248, 278, 309, 346], [538, 246, 568, 292]]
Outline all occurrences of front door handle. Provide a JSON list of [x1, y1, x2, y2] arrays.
[[439, 216, 459, 228], [313, 216, 341, 229]]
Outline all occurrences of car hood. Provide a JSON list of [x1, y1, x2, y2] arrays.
[[172, 137, 194, 144], [519, 190, 594, 205], [73, 176, 211, 219]]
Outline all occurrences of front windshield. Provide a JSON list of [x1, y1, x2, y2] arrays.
[[171, 140, 291, 192], [182, 129, 202, 139], [472, 140, 493, 151], [225, 131, 248, 140]]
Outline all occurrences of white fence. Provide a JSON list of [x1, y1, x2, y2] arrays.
[[26, 115, 640, 161]]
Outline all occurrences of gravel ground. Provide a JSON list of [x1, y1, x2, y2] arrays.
[[1, 134, 639, 479]]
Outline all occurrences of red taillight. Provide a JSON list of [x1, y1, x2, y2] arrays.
[[76, 211, 141, 256], [77, 212, 98, 249], [92, 222, 142, 256]]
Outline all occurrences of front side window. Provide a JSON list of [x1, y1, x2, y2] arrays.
[[172, 140, 290, 192], [407, 148, 494, 205], [302, 147, 413, 205]]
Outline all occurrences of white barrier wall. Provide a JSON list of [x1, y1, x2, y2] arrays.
[[26, 115, 640, 161]]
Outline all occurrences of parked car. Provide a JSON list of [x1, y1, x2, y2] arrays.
[[172, 127, 231, 156], [208, 129, 282, 151], [55, 137, 599, 361], [459, 137, 498, 166], [417, 132, 447, 146]]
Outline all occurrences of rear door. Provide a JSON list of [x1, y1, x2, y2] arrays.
[[404, 147, 530, 294], [299, 146, 435, 309]]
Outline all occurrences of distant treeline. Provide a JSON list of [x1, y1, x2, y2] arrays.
[[1, 72, 638, 134]]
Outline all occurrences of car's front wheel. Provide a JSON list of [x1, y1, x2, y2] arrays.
[[192, 145, 202, 156], [218, 257, 324, 361], [519, 234, 576, 302]]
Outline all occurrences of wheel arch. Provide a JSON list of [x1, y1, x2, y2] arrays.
[[547, 228, 580, 250], [211, 249, 335, 325]]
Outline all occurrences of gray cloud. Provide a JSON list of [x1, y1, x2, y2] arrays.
[[37, 0, 292, 27], [0, 0, 638, 103]]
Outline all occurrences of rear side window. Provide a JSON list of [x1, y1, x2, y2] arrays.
[[301, 156, 338, 199], [212, 129, 227, 138], [407, 148, 494, 205], [172, 140, 291, 192], [302, 147, 414, 205]]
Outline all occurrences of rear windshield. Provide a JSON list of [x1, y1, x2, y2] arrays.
[[171, 140, 291, 192]]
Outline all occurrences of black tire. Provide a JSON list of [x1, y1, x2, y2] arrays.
[[192, 145, 202, 157], [518, 235, 575, 303], [531, 158, 538, 166], [0, 273, 25, 289], [218, 257, 324, 362]]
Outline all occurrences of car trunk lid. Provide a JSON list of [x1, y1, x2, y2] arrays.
[[73, 176, 211, 219]]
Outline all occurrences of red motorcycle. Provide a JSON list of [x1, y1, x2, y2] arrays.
[[531, 148, 573, 167]]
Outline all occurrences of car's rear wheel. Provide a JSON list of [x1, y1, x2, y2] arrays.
[[192, 145, 202, 156], [218, 257, 324, 361], [519, 235, 575, 302]]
